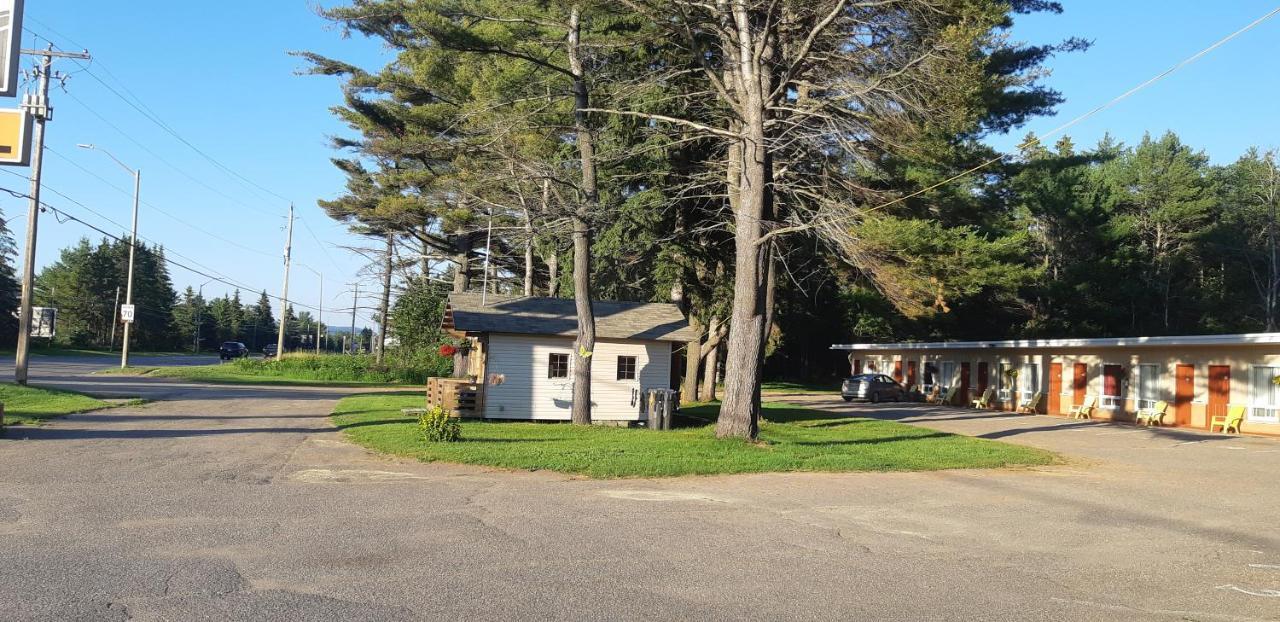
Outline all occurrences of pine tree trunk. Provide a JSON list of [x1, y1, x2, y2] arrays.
[[567, 5, 596, 426], [682, 316, 703, 404], [523, 208, 534, 297], [700, 340, 720, 402], [716, 98, 769, 439], [452, 230, 471, 294]]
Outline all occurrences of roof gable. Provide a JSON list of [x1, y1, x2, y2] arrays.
[[444, 293, 696, 342]]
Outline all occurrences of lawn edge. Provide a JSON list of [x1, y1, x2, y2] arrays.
[[329, 394, 1061, 480]]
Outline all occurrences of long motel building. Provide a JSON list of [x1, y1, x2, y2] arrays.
[[830, 332, 1280, 437]]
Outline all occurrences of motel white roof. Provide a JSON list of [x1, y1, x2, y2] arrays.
[[831, 332, 1280, 352]]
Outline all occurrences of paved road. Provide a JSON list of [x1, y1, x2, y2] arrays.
[[2, 370, 1279, 620]]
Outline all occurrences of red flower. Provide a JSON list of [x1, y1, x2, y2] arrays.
[[439, 344, 457, 357]]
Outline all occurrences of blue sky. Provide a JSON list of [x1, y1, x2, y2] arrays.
[[987, 1, 1280, 161], [7, 1, 1280, 329], [9, 1, 389, 328]]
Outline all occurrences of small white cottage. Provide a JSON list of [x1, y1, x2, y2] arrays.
[[441, 293, 695, 421]]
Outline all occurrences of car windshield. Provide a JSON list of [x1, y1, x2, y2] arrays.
[[222, 343, 239, 348], [849, 374, 876, 381]]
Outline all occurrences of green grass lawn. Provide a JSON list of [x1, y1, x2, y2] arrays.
[[0, 383, 120, 425], [760, 380, 841, 394], [94, 364, 402, 387], [331, 393, 1056, 478]]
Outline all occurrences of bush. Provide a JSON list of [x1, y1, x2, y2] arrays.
[[225, 353, 450, 384], [417, 406, 461, 442]]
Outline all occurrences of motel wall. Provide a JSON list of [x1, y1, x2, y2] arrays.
[[844, 345, 1280, 436]]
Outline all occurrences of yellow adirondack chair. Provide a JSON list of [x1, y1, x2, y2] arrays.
[[1017, 392, 1044, 414], [1135, 401, 1169, 426], [971, 387, 995, 409], [1072, 395, 1098, 419], [932, 385, 958, 406], [1210, 405, 1246, 434], [923, 385, 940, 404]]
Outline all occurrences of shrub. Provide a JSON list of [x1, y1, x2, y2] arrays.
[[417, 406, 461, 442], [225, 353, 451, 384]]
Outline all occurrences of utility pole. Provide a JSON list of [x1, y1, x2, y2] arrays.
[[350, 283, 358, 355], [14, 46, 91, 384], [108, 286, 120, 352], [316, 275, 323, 356], [276, 204, 294, 358], [77, 142, 140, 369]]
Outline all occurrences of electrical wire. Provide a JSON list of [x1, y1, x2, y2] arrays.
[[0, 185, 331, 314], [818, 5, 1280, 227]]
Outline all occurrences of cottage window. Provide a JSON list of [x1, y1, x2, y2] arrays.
[[616, 356, 637, 381], [1249, 366, 1280, 423], [548, 353, 570, 379], [1136, 364, 1161, 410]]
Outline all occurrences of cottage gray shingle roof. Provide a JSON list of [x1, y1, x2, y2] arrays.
[[445, 293, 696, 342]]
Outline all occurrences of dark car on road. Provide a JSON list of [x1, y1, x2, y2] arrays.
[[841, 373, 905, 403], [262, 343, 278, 358], [219, 342, 248, 360]]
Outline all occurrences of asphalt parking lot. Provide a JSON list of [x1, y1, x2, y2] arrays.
[[1, 369, 1278, 620]]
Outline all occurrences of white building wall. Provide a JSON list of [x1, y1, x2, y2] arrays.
[[482, 333, 673, 421], [842, 346, 1280, 435]]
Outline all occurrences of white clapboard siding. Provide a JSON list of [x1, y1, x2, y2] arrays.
[[482, 334, 673, 421]]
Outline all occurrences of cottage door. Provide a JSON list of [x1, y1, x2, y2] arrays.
[[976, 362, 989, 395], [959, 362, 971, 403], [1174, 364, 1194, 426], [1207, 365, 1230, 428], [906, 361, 918, 389], [893, 360, 903, 384]]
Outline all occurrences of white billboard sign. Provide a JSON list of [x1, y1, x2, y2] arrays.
[[0, 1, 24, 98], [30, 305, 54, 337], [120, 304, 135, 323]]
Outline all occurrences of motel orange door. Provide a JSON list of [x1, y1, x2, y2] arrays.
[[1073, 363, 1088, 407], [1207, 365, 1230, 428], [977, 362, 989, 394], [1174, 364, 1194, 426], [906, 361, 918, 388], [893, 360, 903, 384], [1048, 363, 1063, 415], [959, 362, 971, 403], [853, 359, 862, 375]]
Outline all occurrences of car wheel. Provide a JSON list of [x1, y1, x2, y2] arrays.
[[870, 391, 881, 404], [842, 396, 853, 402]]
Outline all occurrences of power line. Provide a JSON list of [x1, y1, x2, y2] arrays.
[[0, 185, 331, 315], [58, 88, 286, 220], [42, 146, 279, 259], [808, 5, 1280, 230], [22, 24, 293, 209]]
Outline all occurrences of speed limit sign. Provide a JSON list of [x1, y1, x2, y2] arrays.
[[120, 304, 136, 323]]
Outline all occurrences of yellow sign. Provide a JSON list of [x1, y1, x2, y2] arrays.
[[0, 107, 30, 166]]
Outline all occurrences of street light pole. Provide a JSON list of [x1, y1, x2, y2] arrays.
[[195, 279, 214, 354], [78, 144, 139, 369]]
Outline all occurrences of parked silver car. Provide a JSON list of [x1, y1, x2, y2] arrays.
[[841, 373, 905, 403]]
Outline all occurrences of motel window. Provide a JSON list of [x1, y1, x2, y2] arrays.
[[1136, 364, 1161, 410], [940, 361, 957, 390], [1019, 363, 1040, 401], [923, 362, 939, 392], [616, 356, 637, 381], [548, 353, 570, 379], [1101, 364, 1124, 409], [998, 364, 1013, 400], [1249, 366, 1280, 423]]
